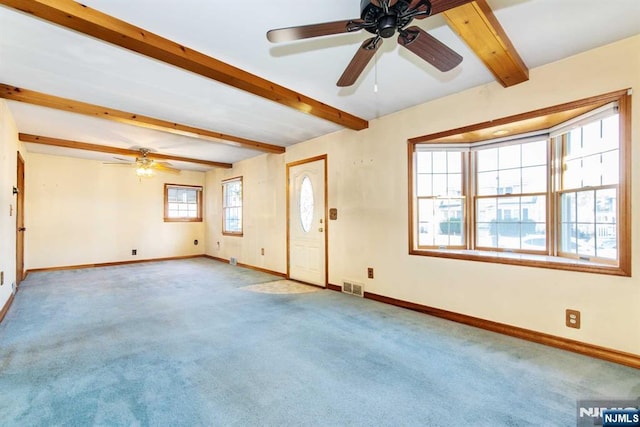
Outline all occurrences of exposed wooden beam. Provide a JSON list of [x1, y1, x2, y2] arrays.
[[19, 133, 232, 169], [1, 83, 284, 154], [0, 0, 368, 131], [443, 0, 529, 87]]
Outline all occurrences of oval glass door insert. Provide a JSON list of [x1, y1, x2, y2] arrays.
[[299, 176, 314, 232]]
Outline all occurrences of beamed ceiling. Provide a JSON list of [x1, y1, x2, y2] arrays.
[[0, 0, 638, 171]]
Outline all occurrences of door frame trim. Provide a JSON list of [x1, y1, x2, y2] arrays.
[[16, 151, 25, 288], [286, 155, 328, 286]]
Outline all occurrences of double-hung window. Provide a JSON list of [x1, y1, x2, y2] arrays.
[[164, 184, 203, 222], [409, 91, 631, 275], [416, 150, 466, 248], [474, 138, 548, 252], [222, 177, 243, 235]]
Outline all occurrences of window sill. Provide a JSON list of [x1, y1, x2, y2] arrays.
[[410, 248, 629, 276], [164, 218, 203, 223], [222, 232, 243, 237]]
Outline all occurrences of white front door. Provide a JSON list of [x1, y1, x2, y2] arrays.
[[288, 157, 326, 287]]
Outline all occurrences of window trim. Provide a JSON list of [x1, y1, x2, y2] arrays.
[[222, 176, 243, 236], [408, 89, 631, 276], [163, 183, 203, 223]]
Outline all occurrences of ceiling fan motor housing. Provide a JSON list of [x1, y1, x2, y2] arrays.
[[361, 0, 416, 38]]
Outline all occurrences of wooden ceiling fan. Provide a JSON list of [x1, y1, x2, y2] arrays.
[[105, 148, 180, 177], [267, 0, 473, 87]]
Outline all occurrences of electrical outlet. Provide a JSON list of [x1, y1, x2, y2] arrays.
[[132, 249, 137, 256], [0, 271, 3, 286], [261, 248, 265, 256], [194, 239, 199, 246], [367, 268, 374, 279], [566, 309, 581, 329]]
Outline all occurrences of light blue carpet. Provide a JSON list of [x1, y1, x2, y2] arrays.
[[0, 258, 638, 426]]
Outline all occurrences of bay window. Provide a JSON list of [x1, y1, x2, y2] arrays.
[[409, 90, 631, 275]]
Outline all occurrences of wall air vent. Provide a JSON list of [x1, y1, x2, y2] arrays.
[[342, 280, 364, 297]]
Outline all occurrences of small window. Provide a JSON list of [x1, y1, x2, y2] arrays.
[[222, 177, 243, 235], [299, 176, 314, 233], [164, 184, 203, 222]]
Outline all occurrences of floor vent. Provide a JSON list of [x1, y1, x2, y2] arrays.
[[229, 257, 238, 266], [342, 280, 364, 297]]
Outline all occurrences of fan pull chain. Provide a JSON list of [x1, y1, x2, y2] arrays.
[[374, 49, 379, 93]]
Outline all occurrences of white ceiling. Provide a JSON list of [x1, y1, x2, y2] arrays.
[[1, 0, 639, 171]]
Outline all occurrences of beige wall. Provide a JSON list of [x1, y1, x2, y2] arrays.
[[25, 153, 206, 269], [0, 100, 25, 310], [205, 155, 287, 273], [206, 35, 640, 354]]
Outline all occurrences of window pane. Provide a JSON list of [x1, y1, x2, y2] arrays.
[[447, 153, 462, 173], [447, 173, 462, 197], [166, 186, 201, 220], [432, 152, 447, 173], [560, 192, 576, 223], [476, 198, 496, 222], [601, 151, 619, 185], [594, 188, 617, 259], [475, 198, 496, 247], [299, 176, 314, 233], [477, 148, 498, 172], [498, 145, 520, 170], [601, 115, 619, 151], [476, 196, 546, 250], [521, 234, 546, 251], [416, 152, 432, 174], [582, 120, 601, 153], [417, 199, 436, 247], [561, 114, 619, 192], [223, 179, 243, 232], [563, 159, 582, 190], [576, 191, 595, 223], [521, 166, 547, 193], [416, 174, 433, 197], [521, 140, 547, 167], [498, 169, 520, 194], [577, 224, 596, 256], [477, 171, 498, 196], [559, 222, 578, 254], [520, 196, 546, 223], [432, 174, 448, 197], [435, 198, 464, 246], [582, 155, 601, 187], [418, 198, 464, 247]]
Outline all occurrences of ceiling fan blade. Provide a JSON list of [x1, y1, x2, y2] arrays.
[[410, 0, 473, 19], [153, 163, 180, 174], [398, 26, 462, 72], [337, 37, 382, 87], [267, 19, 364, 43]]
